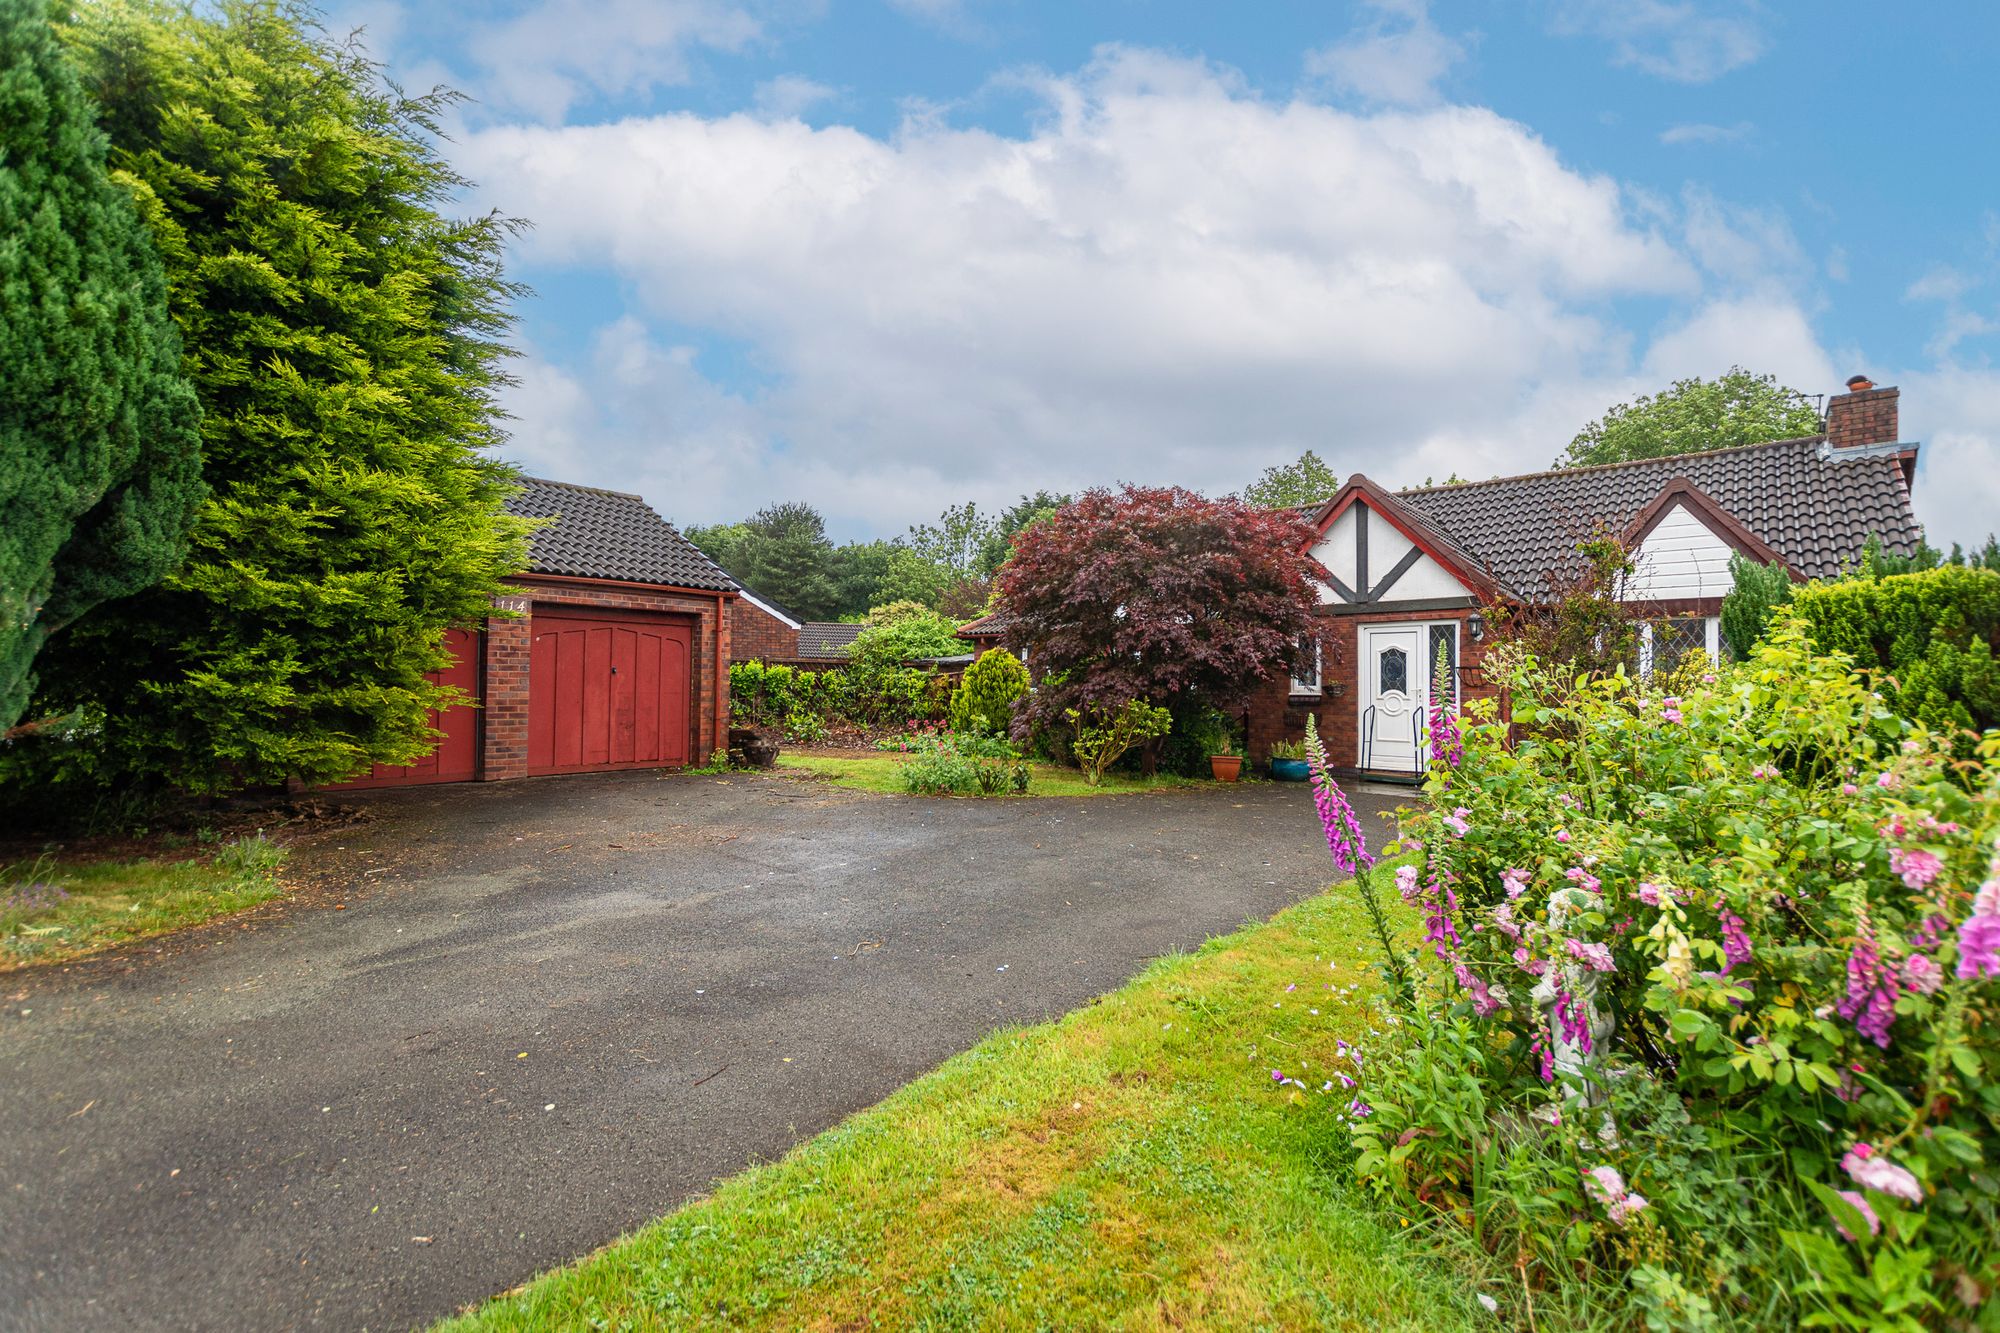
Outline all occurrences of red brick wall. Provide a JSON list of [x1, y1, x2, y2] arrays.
[[478, 575, 731, 779], [1825, 385, 1899, 449], [1246, 607, 1499, 771], [731, 599, 799, 662]]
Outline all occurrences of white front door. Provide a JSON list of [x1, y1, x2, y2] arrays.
[[1359, 624, 1425, 773]]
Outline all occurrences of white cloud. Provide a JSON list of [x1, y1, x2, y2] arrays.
[[1659, 120, 1751, 145], [753, 74, 838, 120], [464, 0, 762, 121], [1906, 265, 1973, 304], [453, 47, 1911, 538], [1305, 0, 1466, 107], [1551, 0, 1768, 83], [1903, 365, 2000, 549]]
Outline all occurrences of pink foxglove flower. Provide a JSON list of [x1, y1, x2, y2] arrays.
[[1841, 1143, 1924, 1203], [1304, 719, 1373, 875], [1718, 910, 1752, 974], [1957, 873, 2000, 980]]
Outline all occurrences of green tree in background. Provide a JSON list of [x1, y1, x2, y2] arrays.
[[1559, 367, 1822, 468], [0, 0, 202, 731], [975, 491, 1070, 577], [739, 502, 839, 620], [30, 0, 530, 794], [949, 647, 1029, 734], [1243, 450, 1340, 510]]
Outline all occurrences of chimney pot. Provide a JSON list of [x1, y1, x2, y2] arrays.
[[1825, 378, 1898, 449]]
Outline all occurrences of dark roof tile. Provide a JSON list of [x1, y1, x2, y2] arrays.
[[1399, 436, 1921, 594], [504, 477, 736, 592], [796, 622, 866, 658]]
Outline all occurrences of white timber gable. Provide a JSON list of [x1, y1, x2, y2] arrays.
[[1310, 499, 1473, 606], [1625, 501, 1738, 601]]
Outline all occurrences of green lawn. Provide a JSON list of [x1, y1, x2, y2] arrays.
[[778, 752, 1215, 797], [440, 869, 1494, 1331], [1, 835, 289, 970]]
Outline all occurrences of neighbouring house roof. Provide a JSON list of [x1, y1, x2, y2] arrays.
[[1396, 435, 1922, 596], [504, 477, 738, 593], [796, 622, 866, 658], [957, 611, 1017, 639]]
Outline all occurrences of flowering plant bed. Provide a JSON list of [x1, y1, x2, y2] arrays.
[[1304, 619, 2000, 1327]]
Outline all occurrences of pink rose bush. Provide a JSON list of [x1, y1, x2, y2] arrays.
[[1338, 618, 2000, 1323]]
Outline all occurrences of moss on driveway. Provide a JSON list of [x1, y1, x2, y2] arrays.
[[779, 751, 1214, 797]]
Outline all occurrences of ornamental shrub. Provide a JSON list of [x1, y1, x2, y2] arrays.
[[949, 648, 1028, 735], [1324, 618, 2000, 1326], [1066, 699, 1171, 786], [1788, 564, 2000, 740]]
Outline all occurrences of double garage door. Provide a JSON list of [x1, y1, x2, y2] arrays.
[[337, 610, 692, 787]]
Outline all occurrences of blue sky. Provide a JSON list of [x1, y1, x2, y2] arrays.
[[336, 0, 2000, 546]]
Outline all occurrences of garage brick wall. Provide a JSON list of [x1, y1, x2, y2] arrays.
[[1245, 607, 1498, 771], [730, 599, 800, 663], [480, 575, 731, 780]]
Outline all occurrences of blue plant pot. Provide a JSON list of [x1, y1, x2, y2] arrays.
[[1270, 757, 1310, 782]]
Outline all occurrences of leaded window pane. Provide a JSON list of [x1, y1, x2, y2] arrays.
[[1380, 646, 1407, 694]]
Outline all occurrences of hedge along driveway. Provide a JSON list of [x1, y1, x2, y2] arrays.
[[0, 767, 1407, 1331]]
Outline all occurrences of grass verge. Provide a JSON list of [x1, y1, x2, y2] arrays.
[[1, 834, 288, 970], [440, 871, 1494, 1331], [778, 752, 1213, 798]]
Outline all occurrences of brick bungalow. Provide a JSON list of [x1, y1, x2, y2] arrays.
[[967, 377, 1925, 778], [339, 477, 736, 787], [729, 592, 870, 666]]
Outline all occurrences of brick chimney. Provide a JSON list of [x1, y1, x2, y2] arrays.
[[1824, 374, 1900, 448]]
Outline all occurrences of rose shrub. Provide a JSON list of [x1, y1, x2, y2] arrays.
[[1333, 615, 2000, 1328]]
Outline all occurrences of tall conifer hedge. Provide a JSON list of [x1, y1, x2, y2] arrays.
[[26, 1, 531, 795], [0, 0, 202, 731]]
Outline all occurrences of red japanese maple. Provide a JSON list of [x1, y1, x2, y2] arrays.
[[999, 485, 1326, 733]]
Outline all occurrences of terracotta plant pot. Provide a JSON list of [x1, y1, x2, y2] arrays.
[[1210, 754, 1243, 782]]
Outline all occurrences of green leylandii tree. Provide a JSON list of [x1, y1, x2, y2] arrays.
[[0, 0, 202, 731], [35, 0, 531, 792]]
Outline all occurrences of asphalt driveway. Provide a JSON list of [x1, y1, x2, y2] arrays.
[[0, 768, 1404, 1331]]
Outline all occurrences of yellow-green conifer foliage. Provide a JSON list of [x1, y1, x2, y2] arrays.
[[34, 1, 531, 793]]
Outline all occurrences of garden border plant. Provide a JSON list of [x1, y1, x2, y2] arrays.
[[1300, 615, 2000, 1329]]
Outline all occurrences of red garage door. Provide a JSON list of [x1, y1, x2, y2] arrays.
[[528, 611, 692, 775], [334, 628, 482, 788]]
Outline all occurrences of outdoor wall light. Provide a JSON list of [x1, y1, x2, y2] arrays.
[[1468, 612, 1485, 643]]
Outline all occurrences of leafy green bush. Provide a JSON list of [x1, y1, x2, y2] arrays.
[[949, 648, 1029, 735], [1153, 702, 1235, 778], [847, 602, 971, 669], [1066, 700, 1172, 786], [1325, 620, 2000, 1326], [898, 741, 1029, 796], [1788, 564, 2000, 739], [1719, 553, 1793, 660], [729, 659, 949, 735]]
